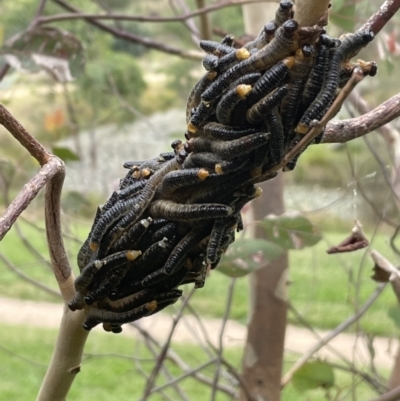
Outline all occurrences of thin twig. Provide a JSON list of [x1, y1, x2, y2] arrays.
[[14, 221, 53, 270], [31, 0, 49, 26], [139, 334, 184, 401], [141, 288, 196, 400], [43, 0, 269, 24], [344, 100, 400, 204], [255, 67, 367, 183], [130, 321, 236, 397], [51, 0, 204, 60], [347, 89, 397, 146], [289, 302, 355, 366], [83, 353, 155, 362], [169, 0, 201, 45], [0, 253, 61, 298], [141, 331, 190, 401], [0, 105, 50, 165], [281, 283, 387, 387], [221, 356, 257, 401], [0, 159, 59, 241], [0, 343, 49, 367], [323, 93, 400, 144], [359, 0, 400, 36], [211, 278, 236, 401], [368, 384, 400, 401], [150, 359, 217, 395]]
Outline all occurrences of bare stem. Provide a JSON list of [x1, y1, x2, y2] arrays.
[[36, 305, 89, 401], [294, 0, 330, 27], [0, 105, 50, 166], [323, 93, 400, 144], [0, 160, 59, 241], [359, 0, 400, 36], [195, 0, 211, 40]]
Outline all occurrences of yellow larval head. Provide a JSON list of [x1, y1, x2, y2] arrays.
[[251, 167, 262, 178], [236, 84, 252, 98], [283, 56, 295, 69], [146, 301, 158, 312], [198, 168, 209, 180], [126, 250, 142, 261], [89, 241, 99, 252], [141, 168, 151, 178], [295, 123, 309, 134], [206, 71, 218, 81], [187, 122, 197, 134], [215, 164, 223, 174], [254, 187, 263, 198], [237, 48, 251, 60]]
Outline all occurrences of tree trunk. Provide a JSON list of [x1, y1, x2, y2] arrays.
[[239, 2, 330, 400], [239, 5, 285, 401], [240, 174, 288, 401]]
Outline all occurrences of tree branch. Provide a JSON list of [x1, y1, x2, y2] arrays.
[[36, 307, 89, 401], [0, 105, 50, 166], [322, 93, 400, 144], [43, 0, 268, 24], [368, 384, 400, 401], [294, 0, 330, 27], [0, 159, 59, 241], [51, 0, 204, 60], [359, 0, 400, 36]]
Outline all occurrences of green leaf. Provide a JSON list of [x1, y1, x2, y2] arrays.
[[259, 212, 322, 250], [330, 2, 355, 32], [388, 305, 400, 328], [217, 238, 283, 278], [0, 27, 85, 82], [52, 147, 80, 162], [292, 361, 335, 391]]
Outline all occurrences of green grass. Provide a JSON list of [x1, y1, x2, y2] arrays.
[[1, 219, 399, 336], [0, 322, 387, 401]]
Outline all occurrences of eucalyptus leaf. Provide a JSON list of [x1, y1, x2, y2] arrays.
[[292, 361, 335, 391], [0, 27, 85, 82], [52, 147, 80, 162], [217, 238, 283, 277], [260, 212, 322, 250]]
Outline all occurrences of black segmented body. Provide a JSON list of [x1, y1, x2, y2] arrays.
[[73, 1, 377, 332]]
